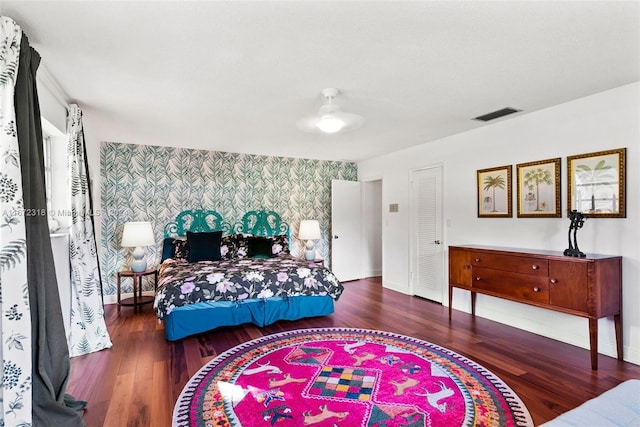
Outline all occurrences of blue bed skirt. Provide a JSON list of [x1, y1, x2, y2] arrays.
[[163, 295, 335, 341]]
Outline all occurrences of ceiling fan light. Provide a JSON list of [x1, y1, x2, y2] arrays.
[[316, 115, 346, 133], [297, 88, 363, 134]]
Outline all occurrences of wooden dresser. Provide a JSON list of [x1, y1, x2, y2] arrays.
[[448, 245, 622, 370]]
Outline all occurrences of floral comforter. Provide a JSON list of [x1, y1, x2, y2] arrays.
[[153, 256, 344, 319]]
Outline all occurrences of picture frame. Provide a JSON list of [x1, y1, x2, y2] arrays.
[[567, 148, 626, 218], [477, 165, 512, 217], [516, 158, 561, 218]]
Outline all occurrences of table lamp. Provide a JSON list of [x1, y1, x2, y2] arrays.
[[298, 220, 321, 261], [121, 221, 155, 272]]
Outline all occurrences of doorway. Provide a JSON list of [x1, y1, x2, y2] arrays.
[[331, 179, 382, 281], [362, 179, 382, 278]]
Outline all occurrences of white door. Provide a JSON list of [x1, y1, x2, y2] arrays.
[[410, 166, 443, 301], [331, 180, 362, 281]]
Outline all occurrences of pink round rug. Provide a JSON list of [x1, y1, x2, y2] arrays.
[[174, 328, 533, 426]]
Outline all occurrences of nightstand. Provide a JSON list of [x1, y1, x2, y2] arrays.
[[117, 268, 158, 313]]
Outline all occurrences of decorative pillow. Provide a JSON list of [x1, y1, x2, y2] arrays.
[[248, 236, 274, 259], [161, 237, 175, 262], [173, 239, 189, 260], [219, 234, 234, 259], [235, 234, 250, 259], [186, 231, 222, 262], [271, 234, 290, 256]]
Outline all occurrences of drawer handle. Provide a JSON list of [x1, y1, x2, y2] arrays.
[[533, 287, 541, 292], [475, 277, 482, 281], [532, 265, 540, 270], [475, 258, 481, 262], [464, 265, 471, 269], [550, 278, 557, 284]]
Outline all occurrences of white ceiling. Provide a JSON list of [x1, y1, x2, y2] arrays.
[[2, 1, 639, 162]]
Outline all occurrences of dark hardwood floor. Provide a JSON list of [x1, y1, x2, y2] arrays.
[[68, 276, 640, 426]]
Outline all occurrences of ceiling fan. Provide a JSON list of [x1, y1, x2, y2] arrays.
[[297, 88, 365, 134]]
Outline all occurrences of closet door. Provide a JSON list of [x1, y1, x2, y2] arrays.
[[410, 166, 443, 302]]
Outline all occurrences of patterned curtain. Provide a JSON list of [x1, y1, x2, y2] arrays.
[[67, 104, 112, 356], [0, 16, 32, 426]]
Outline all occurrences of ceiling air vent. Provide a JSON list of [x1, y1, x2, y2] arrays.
[[473, 107, 521, 122]]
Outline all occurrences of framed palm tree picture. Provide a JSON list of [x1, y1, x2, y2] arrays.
[[567, 148, 626, 218], [516, 158, 561, 218], [477, 165, 512, 217]]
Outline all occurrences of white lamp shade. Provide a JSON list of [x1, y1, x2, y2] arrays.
[[121, 221, 155, 247], [299, 220, 321, 240]]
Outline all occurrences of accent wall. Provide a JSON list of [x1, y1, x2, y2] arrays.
[[100, 142, 357, 298]]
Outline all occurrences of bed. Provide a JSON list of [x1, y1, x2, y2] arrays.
[[154, 209, 343, 340]]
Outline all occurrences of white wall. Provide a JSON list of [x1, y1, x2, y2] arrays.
[[37, 70, 67, 134], [358, 82, 640, 365]]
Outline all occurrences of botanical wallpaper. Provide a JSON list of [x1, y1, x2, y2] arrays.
[[100, 142, 357, 296]]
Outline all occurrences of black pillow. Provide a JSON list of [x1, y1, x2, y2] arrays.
[[187, 231, 222, 262], [247, 236, 274, 258]]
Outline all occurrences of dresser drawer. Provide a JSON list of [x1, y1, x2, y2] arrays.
[[472, 267, 549, 304], [470, 252, 548, 276]]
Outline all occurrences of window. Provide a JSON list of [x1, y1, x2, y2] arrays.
[[43, 135, 53, 213], [41, 117, 70, 232]]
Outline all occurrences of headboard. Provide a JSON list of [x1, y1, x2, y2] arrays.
[[163, 209, 232, 238], [233, 209, 289, 237]]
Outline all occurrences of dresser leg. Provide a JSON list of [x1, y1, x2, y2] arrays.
[[614, 313, 623, 361], [471, 292, 477, 316], [448, 285, 453, 320], [589, 318, 598, 370]]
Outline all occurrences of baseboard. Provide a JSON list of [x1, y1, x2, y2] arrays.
[[467, 295, 639, 366], [364, 269, 382, 277], [382, 279, 411, 295]]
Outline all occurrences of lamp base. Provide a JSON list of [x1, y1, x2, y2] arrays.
[[131, 259, 147, 273], [131, 246, 147, 272], [304, 240, 316, 261]]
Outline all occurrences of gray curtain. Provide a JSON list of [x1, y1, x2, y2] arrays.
[[14, 31, 85, 427]]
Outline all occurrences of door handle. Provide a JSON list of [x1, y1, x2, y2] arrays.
[[334, 235, 339, 239], [434, 240, 441, 244]]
